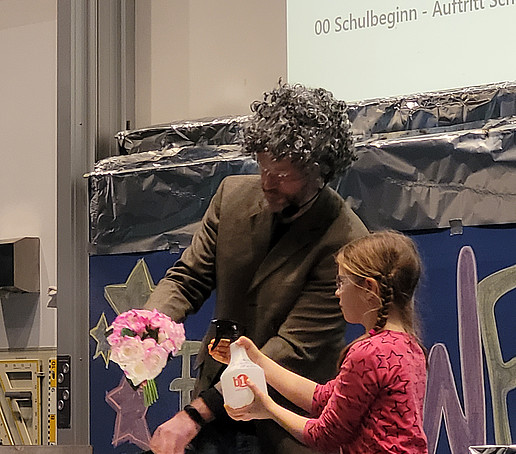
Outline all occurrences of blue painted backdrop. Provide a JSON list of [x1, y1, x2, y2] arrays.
[[89, 225, 516, 453]]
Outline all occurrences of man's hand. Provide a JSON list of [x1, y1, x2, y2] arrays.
[[149, 411, 199, 454], [149, 398, 213, 454]]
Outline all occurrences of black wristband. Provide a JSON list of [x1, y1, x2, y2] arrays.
[[183, 404, 206, 428], [198, 387, 227, 420]]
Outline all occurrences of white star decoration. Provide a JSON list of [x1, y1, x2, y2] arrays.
[[104, 258, 156, 315], [89, 312, 111, 367]]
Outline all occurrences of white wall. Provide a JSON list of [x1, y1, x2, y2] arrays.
[[135, 0, 287, 127], [0, 0, 57, 348], [0, 0, 286, 350], [0, 0, 285, 350]]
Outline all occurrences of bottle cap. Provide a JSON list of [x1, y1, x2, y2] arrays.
[[210, 319, 243, 350]]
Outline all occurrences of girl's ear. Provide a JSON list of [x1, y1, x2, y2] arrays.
[[364, 277, 379, 296]]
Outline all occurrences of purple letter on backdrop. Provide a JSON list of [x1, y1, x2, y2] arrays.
[[423, 246, 486, 453]]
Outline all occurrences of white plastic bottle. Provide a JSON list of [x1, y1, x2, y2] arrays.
[[220, 343, 268, 408]]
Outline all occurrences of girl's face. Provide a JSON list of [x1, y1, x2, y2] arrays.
[[335, 265, 379, 329]]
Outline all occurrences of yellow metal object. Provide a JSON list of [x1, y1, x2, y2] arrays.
[[0, 360, 42, 445]]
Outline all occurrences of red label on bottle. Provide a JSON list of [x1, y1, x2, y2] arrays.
[[232, 374, 249, 388]]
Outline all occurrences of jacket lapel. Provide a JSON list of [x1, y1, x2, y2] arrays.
[[247, 186, 338, 292], [248, 196, 274, 273]]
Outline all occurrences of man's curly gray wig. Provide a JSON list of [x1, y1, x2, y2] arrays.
[[243, 82, 356, 182]]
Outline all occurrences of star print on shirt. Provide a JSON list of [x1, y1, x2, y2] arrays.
[[364, 378, 380, 396], [412, 415, 422, 430], [353, 389, 373, 407], [376, 353, 386, 369], [376, 349, 403, 370], [304, 331, 427, 453], [412, 437, 428, 449], [403, 338, 414, 356], [379, 330, 400, 345], [381, 421, 401, 438], [389, 375, 410, 394], [390, 399, 411, 418], [370, 408, 387, 425], [306, 423, 319, 440], [359, 338, 375, 351], [383, 350, 403, 370], [363, 439, 385, 454], [348, 357, 374, 378]]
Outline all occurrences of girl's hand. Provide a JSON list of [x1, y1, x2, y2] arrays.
[[233, 336, 262, 364], [208, 338, 231, 364], [224, 378, 274, 421]]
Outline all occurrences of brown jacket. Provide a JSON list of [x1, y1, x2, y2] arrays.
[[145, 174, 368, 452]]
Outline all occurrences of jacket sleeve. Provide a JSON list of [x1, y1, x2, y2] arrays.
[[259, 249, 347, 380], [143, 179, 224, 322]]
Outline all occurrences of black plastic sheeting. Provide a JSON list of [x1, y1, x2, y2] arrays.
[[87, 145, 257, 255], [348, 81, 516, 140], [468, 447, 516, 454], [87, 82, 516, 255], [116, 116, 248, 155], [338, 117, 516, 232]]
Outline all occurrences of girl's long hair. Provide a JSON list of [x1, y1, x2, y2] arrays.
[[336, 230, 426, 367]]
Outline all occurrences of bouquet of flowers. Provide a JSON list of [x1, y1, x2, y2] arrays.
[[107, 309, 185, 406]]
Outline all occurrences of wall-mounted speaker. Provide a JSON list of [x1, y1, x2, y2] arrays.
[[0, 237, 40, 293]]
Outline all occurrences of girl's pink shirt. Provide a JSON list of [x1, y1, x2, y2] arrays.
[[303, 330, 428, 454]]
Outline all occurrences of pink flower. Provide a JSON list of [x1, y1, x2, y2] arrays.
[[113, 309, 148, 335], [148, 309, 172, 329], [107, 309, 186, 392], [142, 344, 168, 380]]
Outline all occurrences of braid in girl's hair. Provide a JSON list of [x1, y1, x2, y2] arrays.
[[335, 230, 426, 368], [373, 273, 394, 333]]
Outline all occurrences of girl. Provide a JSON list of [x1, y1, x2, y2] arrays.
[[209, 231, 428, 453]]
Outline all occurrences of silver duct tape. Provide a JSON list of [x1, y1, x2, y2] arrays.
[[87, 82, 516, 254], [87, 145, 257, 255], [337, 117, 516, 231]]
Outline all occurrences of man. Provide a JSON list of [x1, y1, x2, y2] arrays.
[[147, 82, 368, 454]]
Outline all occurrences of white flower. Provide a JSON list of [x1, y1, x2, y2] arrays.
[[110, 336, 144, 368]]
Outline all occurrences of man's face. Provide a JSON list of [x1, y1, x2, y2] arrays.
[[256, 152, 319, 213]]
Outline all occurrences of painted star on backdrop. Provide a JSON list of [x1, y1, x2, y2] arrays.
[[89, 312, 111, 367], [104, 258, 156, 315], [105, 375, 151, 451]]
